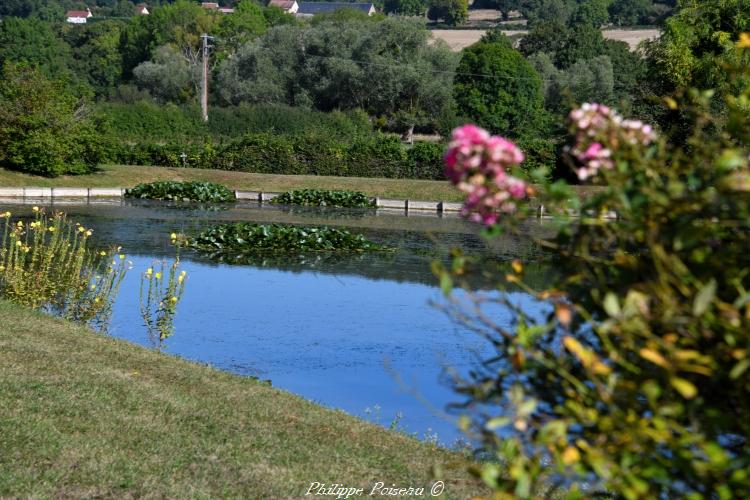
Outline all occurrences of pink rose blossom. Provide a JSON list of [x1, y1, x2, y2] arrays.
[[444, 125, 528, 225]]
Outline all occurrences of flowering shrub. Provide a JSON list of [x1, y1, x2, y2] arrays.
[[444, 125, 530, 225], [0, 208, 129, 330], [567, 103, 656, 180], [437, 39, 750, 499], [140, 254, 187, 345]]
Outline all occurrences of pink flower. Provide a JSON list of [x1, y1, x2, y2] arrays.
[[569, 103, 657, 182], [444, 124, 528, 226]]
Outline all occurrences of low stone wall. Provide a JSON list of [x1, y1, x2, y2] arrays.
[[0, 187, 618, 219]]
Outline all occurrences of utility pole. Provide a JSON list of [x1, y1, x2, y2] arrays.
[[200, 33, 213, 123]]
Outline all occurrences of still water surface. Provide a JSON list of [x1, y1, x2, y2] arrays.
[[4, 200, 551, 444]]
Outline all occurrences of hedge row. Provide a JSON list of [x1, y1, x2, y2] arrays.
[[97, 102, 374, 141], [111, 134, 447, 180]]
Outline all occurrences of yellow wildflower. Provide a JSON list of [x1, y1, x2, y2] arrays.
[[32, 206, 39, 212], [155, 272, 162, 280], [15, 241, 22, 247], [146, 268, 153, 276], [169, 296, 178, 304], [78, 226, 85, 233], [100, 251, 107, 256], [119, 254, 125, 260], [170, 233, 177, 240], [48, 227, 56, 232], [1, 211, 10, 217], [86, 230, 93, 237]]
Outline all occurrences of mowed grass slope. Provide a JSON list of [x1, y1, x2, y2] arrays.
[[0, 301, 484, 498], [0, 165, 465, 202]]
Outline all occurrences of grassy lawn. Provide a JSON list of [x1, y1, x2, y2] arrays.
[[0, 301, 484, 497], [0, 165, 466, 202]]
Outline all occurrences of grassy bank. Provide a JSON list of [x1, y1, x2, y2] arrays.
[[0, 165, 465, 202], [0, 301, 484, 497]]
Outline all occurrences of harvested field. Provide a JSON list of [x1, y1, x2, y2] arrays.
[[432, 27, 660, 51]]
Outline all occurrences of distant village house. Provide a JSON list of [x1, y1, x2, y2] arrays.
[[136, 3, 150, 15], [65, 8, 93, 23], [268, 0, 299, 14], [201, 2, 235, 13]]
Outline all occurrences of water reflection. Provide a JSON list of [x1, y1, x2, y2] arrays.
[[1, 200, 554, 444]]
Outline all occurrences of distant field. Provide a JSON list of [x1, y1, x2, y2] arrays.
[[433, 27, 660, 51]]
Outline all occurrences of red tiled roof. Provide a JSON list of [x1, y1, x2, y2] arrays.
[[66, 10, 90, 18], [201, 2, 219, 8]]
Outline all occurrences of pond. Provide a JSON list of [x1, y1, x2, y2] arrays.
[[2, 199, 553, 445]]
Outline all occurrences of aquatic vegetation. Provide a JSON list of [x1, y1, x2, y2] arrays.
[[271, 189, 375, 208], [139, 257, 187, 345], [186, 223, 388, 255], [125, 181, 236, 203], [0, 208, 128, 330]]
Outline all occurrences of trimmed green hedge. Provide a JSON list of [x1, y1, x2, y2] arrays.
[[97, 102, 374, 141], [111, 134, 447, 180]]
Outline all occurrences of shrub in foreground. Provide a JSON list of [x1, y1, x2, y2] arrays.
[[125, 181, 236, 203], [271, 189, 374, 208], [435, 39, 750, 498], [0, 208, 128, 329]]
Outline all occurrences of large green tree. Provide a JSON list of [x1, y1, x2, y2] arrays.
[[453, 41, 546, 136], [426, 0, 468, 26], [218, 17, 458, 130], [0, 63, 103, 176], [62, 20, 125, 96], [0, 17, 72, 78]]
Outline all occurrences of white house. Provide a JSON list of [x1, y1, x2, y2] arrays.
[[66, 8, 92, 24], [268, 0, 299, 14], [201, 2, 235, 14], [136, 3, 150, 15]]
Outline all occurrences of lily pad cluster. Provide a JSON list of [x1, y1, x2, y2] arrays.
[[187, 223, 387, 254], [270, 189, 374, 208], [125, 181, 236, 203]]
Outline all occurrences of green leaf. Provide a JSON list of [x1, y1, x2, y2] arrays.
[[670, 377, 698, 399], [693, 279, 717, 316], [603, 292, 621, 317]]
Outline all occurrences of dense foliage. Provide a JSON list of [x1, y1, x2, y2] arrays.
[[113, 134, 447, 180], [271, 189, 375, 208], [217, 16, 458, 132], [0, 208, 128, 330], [125, 181, 236, 202], [188, 223, 387, 255], [0, 63, 104, 176], [454, 41, 546, 137], [97, 102, 373, 141], [437, 37, 750, 498]]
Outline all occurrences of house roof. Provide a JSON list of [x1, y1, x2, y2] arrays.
[[218, 7, 235, 13], [296, 2, 374, 14], [66, 10, 91, 18], [269, 0, 297, 9], [201, 2, 219, 8]]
